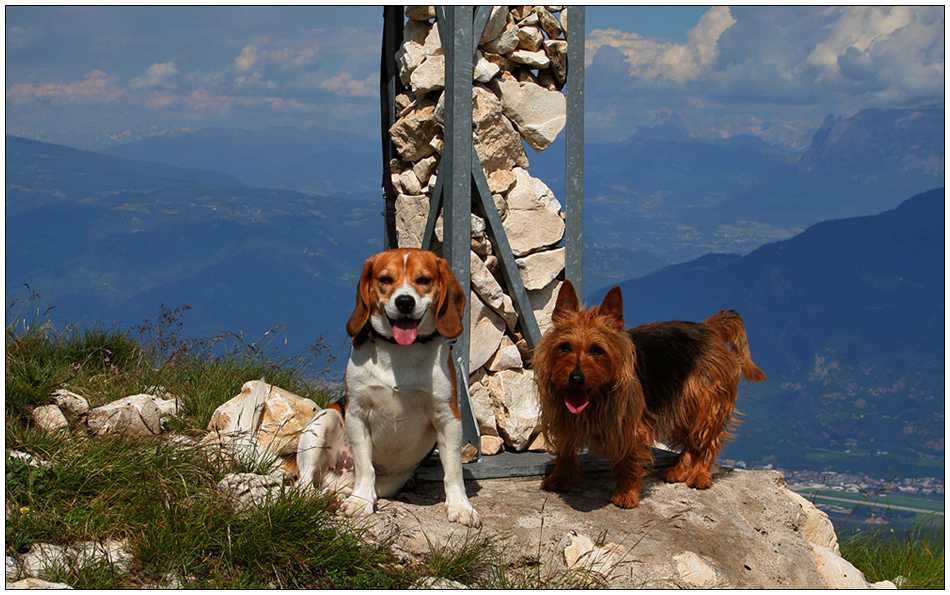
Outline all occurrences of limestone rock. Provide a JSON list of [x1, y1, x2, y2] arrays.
[[17, 544, 66, 579], [8, 450, 51, 469], [544, 39, 568, 84], [412, 155, 439, 186], [405, 5, 435, 21], [358, 468, 874, 589], [516, 25, 544, 52], [469, 251, 518, 330], [468, 293, 506, 371], [394, 194, 430, 249], [479, 6, 509, 44], [528, 277, 563, 335], [785, 488, 840, 553], [502, 169, 565, 256], [85, 395, 164, 436], [481, 22, 520, 55], [410, 54, 445, 95], [217, 472, 287, 511], [487, 168, 517, 194], [473, 52, 501, 83], [517, 247, 564, 291], [485, 368, 540, 451], [490, 78, 566, 152], [50, 389, 89, 419], [395, 41, 425, 85], [480, 435, 505, 455], [808, 543, 870, 588], [398, 169, 422, 195], [563, 531, 625, 578], [486, 335, 523, 372], [674, 551, 722, 587], [205, 380, 318, 472], [420, 20, 442, 57], [536, 7, 563, 40], [68, 539, 133, 574], [32, 405, 68, 432], [468, 380, 498, 437], [403, 18, 430, 46], [389, 100, 440, 162], [413, 577, 469, 589], [472, 85, 529, 183], [7, 578, 73, 589]]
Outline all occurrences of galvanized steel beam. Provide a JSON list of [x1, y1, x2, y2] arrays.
[[565, 7, 585, 297], [435, 5, 481, 460]]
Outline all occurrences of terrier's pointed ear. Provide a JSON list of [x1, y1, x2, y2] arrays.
[[598, 286, 625, 330], [552, 280, 580, 323]]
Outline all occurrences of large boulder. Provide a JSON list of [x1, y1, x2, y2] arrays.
[[359, 467, 879, 589]]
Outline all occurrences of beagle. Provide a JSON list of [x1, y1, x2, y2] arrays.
[[341, 248, 480, 528]]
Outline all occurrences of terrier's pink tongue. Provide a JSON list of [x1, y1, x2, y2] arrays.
[[392, 319, 419, 346], [565, 389, 589, 414]]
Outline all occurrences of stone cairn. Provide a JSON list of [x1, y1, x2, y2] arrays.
[[388, 6, 571, 455]]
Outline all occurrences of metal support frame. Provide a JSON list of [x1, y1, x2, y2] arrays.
[[381, 6, 404, 250], [381, 6, 585, 474], [565, 7, 585, 297]]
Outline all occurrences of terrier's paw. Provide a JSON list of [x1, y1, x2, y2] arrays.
[[541, 473, 574, 493], [610, 489, 641, 509]]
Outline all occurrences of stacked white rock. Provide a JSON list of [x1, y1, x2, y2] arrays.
[[389, 6, 571, 454]]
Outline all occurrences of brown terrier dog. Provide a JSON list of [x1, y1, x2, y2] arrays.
[[534, 281, 766, 508]]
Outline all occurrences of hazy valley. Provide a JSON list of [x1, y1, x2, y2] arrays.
[[5, 105, 944, 488]]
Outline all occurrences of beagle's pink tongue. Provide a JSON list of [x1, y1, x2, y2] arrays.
[[565, 389, 589, 414], [392, 318, 418, 346]]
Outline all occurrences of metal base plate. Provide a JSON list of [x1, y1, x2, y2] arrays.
[[416, 448, 680, 483]]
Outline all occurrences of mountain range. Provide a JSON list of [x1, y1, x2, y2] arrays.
[[99, 126, 382, 200], [6, 135, 381, 362], [5, 105, 943, 481]]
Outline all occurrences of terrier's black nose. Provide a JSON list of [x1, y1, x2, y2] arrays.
[[569, 368, 585, 387], [395, 294, 415, 314]]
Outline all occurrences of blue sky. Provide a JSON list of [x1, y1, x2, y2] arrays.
[[5, 6, 944, 149]]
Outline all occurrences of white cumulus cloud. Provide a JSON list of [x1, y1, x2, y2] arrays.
[[129, 62, 179, 90], [6, 69, 124, 104], [587, 6, 736, 84], [234, 45, 259, 73]]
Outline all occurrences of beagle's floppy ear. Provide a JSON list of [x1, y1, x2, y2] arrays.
[[346, 255, 377, 341], [435, 256, 466, 340]]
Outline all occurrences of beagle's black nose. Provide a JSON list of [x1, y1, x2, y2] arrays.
[[395, 294, 415, 314]]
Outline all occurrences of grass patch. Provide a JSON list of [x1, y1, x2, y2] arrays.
[[5, 295, 410, 589], [839, 514, 944, 589]]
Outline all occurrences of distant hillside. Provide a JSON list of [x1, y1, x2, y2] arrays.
[[100, 126, 381, 198], [593, 188, 945, 480], [6, 136, 238, 215], [531, 106, 944, 289], [6, 135, 382, 362]]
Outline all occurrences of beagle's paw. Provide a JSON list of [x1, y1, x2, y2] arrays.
[[446, 502, 481, 528], [341, 494, 375, 517]]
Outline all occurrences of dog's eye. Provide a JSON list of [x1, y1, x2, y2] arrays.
[[590, 345, 605, 357], [416, 276, 432, 285], [378, 275, 394, 285], [558, 343, 572, 354]]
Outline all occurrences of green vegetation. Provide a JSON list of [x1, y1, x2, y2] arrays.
[[838, 515, 944, 589], [5, 295, 593, 589]]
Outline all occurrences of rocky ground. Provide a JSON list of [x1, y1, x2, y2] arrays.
[[362, 464, 889, 589]]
